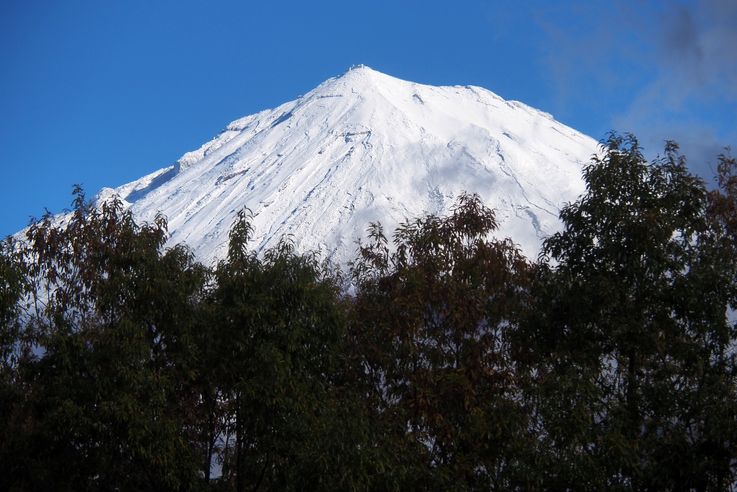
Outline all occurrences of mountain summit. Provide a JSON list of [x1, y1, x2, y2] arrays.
[[99, 66, 597, 265]]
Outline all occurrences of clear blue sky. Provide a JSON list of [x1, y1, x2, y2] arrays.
[[2, 0, 735, 237]]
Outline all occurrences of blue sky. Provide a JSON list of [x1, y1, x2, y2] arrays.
[[1, 0, 735, 237]]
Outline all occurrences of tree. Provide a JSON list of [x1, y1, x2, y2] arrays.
[[212, 210, 372, 491], [350, 193, 537, 489], [523, 134, 737, 489], [0, 236, 31, 489], [3, 188, 206, 490]]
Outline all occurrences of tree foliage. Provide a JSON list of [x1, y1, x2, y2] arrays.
[[350, 193, 536, 489], [210, 209, 373, 491], [522, 134, 737, 489], [1, 135, 736, 490]]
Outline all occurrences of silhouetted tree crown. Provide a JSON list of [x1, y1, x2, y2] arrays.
[[1, 134, 735, 490]]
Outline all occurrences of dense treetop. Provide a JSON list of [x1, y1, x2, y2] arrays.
[[1, 135, 736, 491]]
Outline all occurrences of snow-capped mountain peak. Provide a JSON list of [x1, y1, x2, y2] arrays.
[[103, 67, 597, 266]]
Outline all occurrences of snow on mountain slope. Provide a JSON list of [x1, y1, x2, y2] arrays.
[[99, 65, 597, 266]]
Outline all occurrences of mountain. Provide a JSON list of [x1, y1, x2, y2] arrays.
[[96, 65, 597, 266]]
